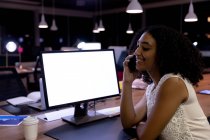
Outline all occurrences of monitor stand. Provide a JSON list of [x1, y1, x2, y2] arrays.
[[28, 102, 46, 111], [62, 102, 108, 125]]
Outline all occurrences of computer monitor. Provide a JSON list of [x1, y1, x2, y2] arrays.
[[40, 49, 120, 125]]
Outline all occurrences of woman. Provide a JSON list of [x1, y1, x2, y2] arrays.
[[120, 25, 210, 140]]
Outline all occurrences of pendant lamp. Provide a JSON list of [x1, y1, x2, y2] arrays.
[[98, 19, 105, 31], [50, 0, 58, 31], [126, 0, 143, 14], [184, 0, 198, 22], [50, 19, 58, 31], [126, 23, 134, 34], [93, 23, 100, 33], [39, 0, 48, 28], [98, 0, 105, 31], [92, 0, 100, 33]]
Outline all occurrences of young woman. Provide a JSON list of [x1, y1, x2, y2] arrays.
[[120, 25, 210, 140]]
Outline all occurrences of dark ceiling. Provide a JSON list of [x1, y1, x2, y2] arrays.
[[0, 0, 210, 64], [0, 0, 169, 11], [0, 0, 209, 15]]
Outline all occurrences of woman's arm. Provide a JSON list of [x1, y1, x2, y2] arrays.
[[136, 77, 188, 140], [120, 55, 147, 128], [120, 84, 147, 128]]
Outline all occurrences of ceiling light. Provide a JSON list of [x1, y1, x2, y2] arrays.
[[184, 0, 198, 22], [39, 0, 48, 28], [92, 0, 100, 34], [50, 19, 58, 31], [50, 0, 58, 31], [93, 23, 100, 33], [98, 0, 105, 31], [39, 14, 48, 28], [98, 19, 105, 31], [126, 0, 143, 14], [126, 23, 134, 34]]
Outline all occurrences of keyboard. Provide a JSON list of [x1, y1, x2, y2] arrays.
[[36, 107, 74, 122], [36, 106, 120, 122], [97, 106, 120, 117]]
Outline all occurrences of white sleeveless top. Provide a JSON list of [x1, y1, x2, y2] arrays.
[[145, 73, 210, 140]]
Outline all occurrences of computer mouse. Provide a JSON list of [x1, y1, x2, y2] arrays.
[[27, 91, 41, 102]]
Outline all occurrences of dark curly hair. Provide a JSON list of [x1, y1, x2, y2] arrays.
[[129, 25, 204, 85]]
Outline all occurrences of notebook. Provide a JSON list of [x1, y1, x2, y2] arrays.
[[7, 91, 41, 106]]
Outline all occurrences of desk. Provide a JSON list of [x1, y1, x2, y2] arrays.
[[0, 93, 142, 140], [0, 66, 35, 91], [16, 67, 36, 91], [0, 66, 34, 75], [0, 74, 210, 140]]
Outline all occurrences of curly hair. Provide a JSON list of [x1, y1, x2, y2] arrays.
[[129, 25, 204, 85]]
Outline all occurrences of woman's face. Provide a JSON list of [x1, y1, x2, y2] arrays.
[[134, 32, 158, 73]]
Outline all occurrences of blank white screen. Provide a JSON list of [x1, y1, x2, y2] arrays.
[[41, 50, 120, 107]]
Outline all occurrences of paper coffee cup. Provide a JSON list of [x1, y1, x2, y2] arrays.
[[22, 116, 39, 140]]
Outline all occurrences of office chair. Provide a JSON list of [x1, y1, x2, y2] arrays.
[[116, 50, 128, 72], [0, 67, 39, 115], [0, 67, 28, 101]]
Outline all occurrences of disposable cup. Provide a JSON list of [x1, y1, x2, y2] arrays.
[[22, 116, 39, 140]]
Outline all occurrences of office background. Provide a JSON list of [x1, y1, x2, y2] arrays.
[[0, 0, 210, 64]]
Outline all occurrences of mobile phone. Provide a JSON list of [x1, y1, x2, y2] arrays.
[[128, 55, 136, 72]]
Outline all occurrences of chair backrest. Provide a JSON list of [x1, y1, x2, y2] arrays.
[[108, 46, 127, 63], [116, 50, 128, 71], [0, 67, 28, 101]]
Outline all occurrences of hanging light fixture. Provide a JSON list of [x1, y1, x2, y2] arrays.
[[50, 0, 58, 31], [126, 23, 134, 34], [98, 0, 105, 31], [51, 19, 58, 31], [92, 0, 100, 33], [184, 0, 198, 22], [93, 23, 100, 33], [126, 0, 143, 14], [39, 0, 48, 28], [98, 19, 105, 31]]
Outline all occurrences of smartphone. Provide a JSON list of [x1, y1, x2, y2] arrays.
[[128, 55, 136, 72]]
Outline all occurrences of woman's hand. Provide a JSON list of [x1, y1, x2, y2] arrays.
[[136, 121, 145, 136], [123, 55, 139, 83]]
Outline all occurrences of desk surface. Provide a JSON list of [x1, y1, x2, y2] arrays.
[[16, 67, 34, 75], [0, 74, 210, 140], [0, 66, 34, 75]]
